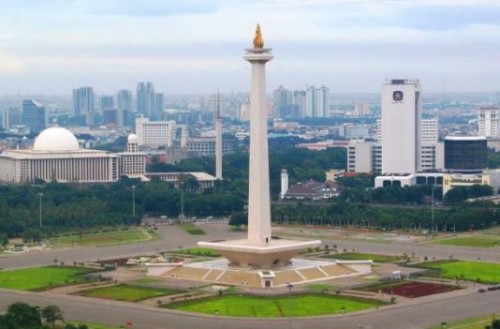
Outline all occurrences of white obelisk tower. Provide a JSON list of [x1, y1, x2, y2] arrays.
[[215, 91, 223, 180], [244, 24, 273, 244]]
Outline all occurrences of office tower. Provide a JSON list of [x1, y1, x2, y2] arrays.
[[381, 79, 421, 174], [421, 118, 443, 171], [293, 90, 306, 118], [444, 136, 487, 173], [272, 85, 293, 118], [100, 95, 114, 110], [73, 87, 95, 126], [136, 82, 155, 117], [135, 117, 176, 147], [354, 102, 370, 117], [478, 106, 500, 137], [2, 108, 10, 131], [117, 90, 132, 128], [153, 93, 165, 118], [21, 100, 47, 134]]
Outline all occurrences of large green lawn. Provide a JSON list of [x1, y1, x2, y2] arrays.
[[167, 294, 384, 317], [77, 284, 182, 302], [0, 266, 95, 291], [433, 236, 500, 248], [51, 228, 156, 247], [417, 260, 500, 284], [325, 252, 402, 263]]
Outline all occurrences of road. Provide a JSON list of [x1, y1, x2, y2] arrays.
[[0, 223, 499, 328]]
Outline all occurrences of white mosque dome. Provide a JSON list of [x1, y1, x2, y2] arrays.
[[33, 127, 80, 152], [127, 134, 138, 144]]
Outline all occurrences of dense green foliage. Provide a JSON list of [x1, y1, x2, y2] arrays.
[[0, 303, 64, 329]]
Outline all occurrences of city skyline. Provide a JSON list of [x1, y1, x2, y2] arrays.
[[1, 0, 500, 94]]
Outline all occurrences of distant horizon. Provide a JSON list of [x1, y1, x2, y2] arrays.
[[1, 1, 500, 94]]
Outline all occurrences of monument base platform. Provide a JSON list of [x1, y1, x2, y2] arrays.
[[197, 238, 321, 268]]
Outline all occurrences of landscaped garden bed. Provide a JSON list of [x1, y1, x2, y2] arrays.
[[75, 284, 183, 302], [165, 293, 386, 317], [356, 280, 461, 298]]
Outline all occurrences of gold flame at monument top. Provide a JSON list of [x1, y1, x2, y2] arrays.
[[253, 24, 264, 49]]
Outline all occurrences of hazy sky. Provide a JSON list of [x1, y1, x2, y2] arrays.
[[1, 0, 499, 95]]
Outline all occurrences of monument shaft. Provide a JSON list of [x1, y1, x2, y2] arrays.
[[245, 50, 273, 244]]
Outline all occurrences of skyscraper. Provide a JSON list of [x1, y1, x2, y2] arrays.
[[117, 90, 132, 128], [272, 85, 293, 118], [136, 82, 155, 118], [100, 95, 114, 110], [73, 87, 95, 126], [381, 79, 421, 174], [478, 106, 500, 137], [305, 85, 329, 117], [22, 100, 47, 134], [153, 93, 165, 118]]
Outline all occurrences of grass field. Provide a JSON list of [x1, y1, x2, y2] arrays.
[[167, 294, 384, 317], [51, 228, 156, 247], [173, 247, 219, 257], [428, 314, 498, 329], [77, 284, 182, 302], [0, 266, 96, 291], [65, 321, 123, 329], [416, 260, 500, 284], [433, 236, 500, 248], [179, 224, 205, 235], [325, 252, 403, 263]]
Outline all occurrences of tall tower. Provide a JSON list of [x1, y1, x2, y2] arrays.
[[381, 79, 421, 174], [136, 82, 155, 117], [215, 91, 223, 180], [280, 169, 288, 199], [244, 24, 273, 244], [73, 87, 95, 126]]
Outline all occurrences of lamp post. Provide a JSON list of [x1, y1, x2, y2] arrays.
[[287, 283, 293, 329], [131, 185, 136, 218], [38, 192, 43, 227]]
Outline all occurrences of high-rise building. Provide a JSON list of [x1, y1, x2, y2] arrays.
[[444, 136, 487, 173], [272, 86, 293, 118], [381, 79, 421, 174], [117, 90, 132, 128], [136, 82, 155, 118], [2, 108, 10, 131], [293, 90, 306, 118], [73, 87, 95, 126], [100, 95, 114, 110], [478, 106, 500, 137], [135, 117, 176, 147], [305, 85, 329, 117], [153, 93, 165, 117], [21, 100, 47, 134], [354, 102, 370, 117]]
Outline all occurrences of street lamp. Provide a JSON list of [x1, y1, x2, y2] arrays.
[[287, 283, 293, 329], [38, 192, 43, 227], [131, 185, 136, 218]]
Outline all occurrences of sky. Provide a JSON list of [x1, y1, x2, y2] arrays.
[[0, 0, 500, 95]]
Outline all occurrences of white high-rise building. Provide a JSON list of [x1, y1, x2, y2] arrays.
[[381, 79, 421, 174], [280, 169, 289, 199], [478, 106, 500, 137], [305, 85, 329, 117], [135, 117, 176, 147]]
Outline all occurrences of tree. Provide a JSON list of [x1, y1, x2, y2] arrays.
[[0, 302, 42, 329], [41, 305, 63, 328], [229, 212, 248, 230], [485, 319, 500, 329]]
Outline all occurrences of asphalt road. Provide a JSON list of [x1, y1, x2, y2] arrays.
[[1, 223, 499, 328]]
